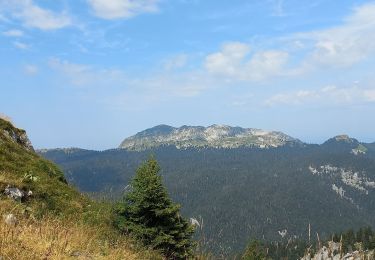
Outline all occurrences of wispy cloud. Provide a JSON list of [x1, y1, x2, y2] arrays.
[[269, 0, 287, 17], [203, 3, 375, 82], [48, 58, 127, 87], [230, 93, 254, 107], [13, 41, 29, 49], [48, 56, 214, 112], [24, 64, 38, 75], [163, 54, 188, 70], [2, 29, 24, 37], [38, 2, 375, 112], [87, 0, 160, 19], [103, 71, 212, 111], [265, 85, 375, 107], [293, 2, 375, 69], [0, 0, 72, 30]]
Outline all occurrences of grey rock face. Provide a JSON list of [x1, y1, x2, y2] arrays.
[[18, 132, 34, 151], [3, 129, 34, 151], [4, 185, 25, 201]]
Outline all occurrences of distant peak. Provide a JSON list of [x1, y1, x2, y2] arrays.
[[322, 134, 361, 151], [119, 124, 303, 150], [334, 135, 352, 142], [149, 124, 174, 130], [154, 124, 173, 128], [140, 125, 175, 135]]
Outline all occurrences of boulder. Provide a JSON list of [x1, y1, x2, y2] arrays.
[[4, 185, 25, 200], [3, 185, 33, 201]]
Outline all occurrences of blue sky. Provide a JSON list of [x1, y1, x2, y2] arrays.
[[1, 0, 375, 149]]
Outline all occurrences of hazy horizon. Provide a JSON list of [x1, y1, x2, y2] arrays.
[[2, 0, 375, 150]]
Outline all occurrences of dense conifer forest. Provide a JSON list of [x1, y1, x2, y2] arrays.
[[40, 143, 375, 255]]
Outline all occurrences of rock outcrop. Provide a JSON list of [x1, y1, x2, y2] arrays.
[[0, 117, 34, 151]]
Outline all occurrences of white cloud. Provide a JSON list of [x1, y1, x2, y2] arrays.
[[48, 58, 127, 87], [19, 3, 72, 30], [296, 2, 375, 68], [246, 50, 289, 81], [204, 42, 289, 81], [0, 0, 72, 30], [45, 0, 375, 109], [201, 2, 375, 82], [13, 41, 29, 49], [88, 0, 160, 19], [200, 2, 375, 81], [265, 85, 375, 106], [265, 90, 318, 106], [2, 29, 24, 37], [205, 42, 250, 76]]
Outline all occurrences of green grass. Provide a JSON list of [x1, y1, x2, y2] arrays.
[[0, 120, 88, 217], [0, 118, 162, 259]]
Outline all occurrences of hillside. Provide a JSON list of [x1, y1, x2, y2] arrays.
[[0, 118, 161, 259], [39, 125, 375, 256]]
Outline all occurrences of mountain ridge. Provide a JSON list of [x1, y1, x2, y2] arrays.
[[39, 143, 375, 255], [37, 127, 375, 157], [36, 123, 375, 254], [119, 124, 304, 151]]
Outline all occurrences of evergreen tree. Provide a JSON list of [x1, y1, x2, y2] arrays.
[[342, 229, 355, 252], [362, 227, 373, 250], [115, 157, 195, 259], [242, 240, 268, 260]]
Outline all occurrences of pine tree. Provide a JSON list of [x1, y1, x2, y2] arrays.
[[115, 157, 195, 259], [242, 240, 268, 260]]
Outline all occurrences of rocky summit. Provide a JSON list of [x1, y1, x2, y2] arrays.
[[119, 124, 303, 151]]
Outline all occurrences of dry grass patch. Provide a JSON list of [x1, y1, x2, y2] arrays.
[[0, 204, 157, 260]]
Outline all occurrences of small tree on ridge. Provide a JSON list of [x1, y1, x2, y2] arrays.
[[115, 157, 195, 259]]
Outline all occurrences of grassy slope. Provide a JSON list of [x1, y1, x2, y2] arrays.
[[0, 118, 161, 260]]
